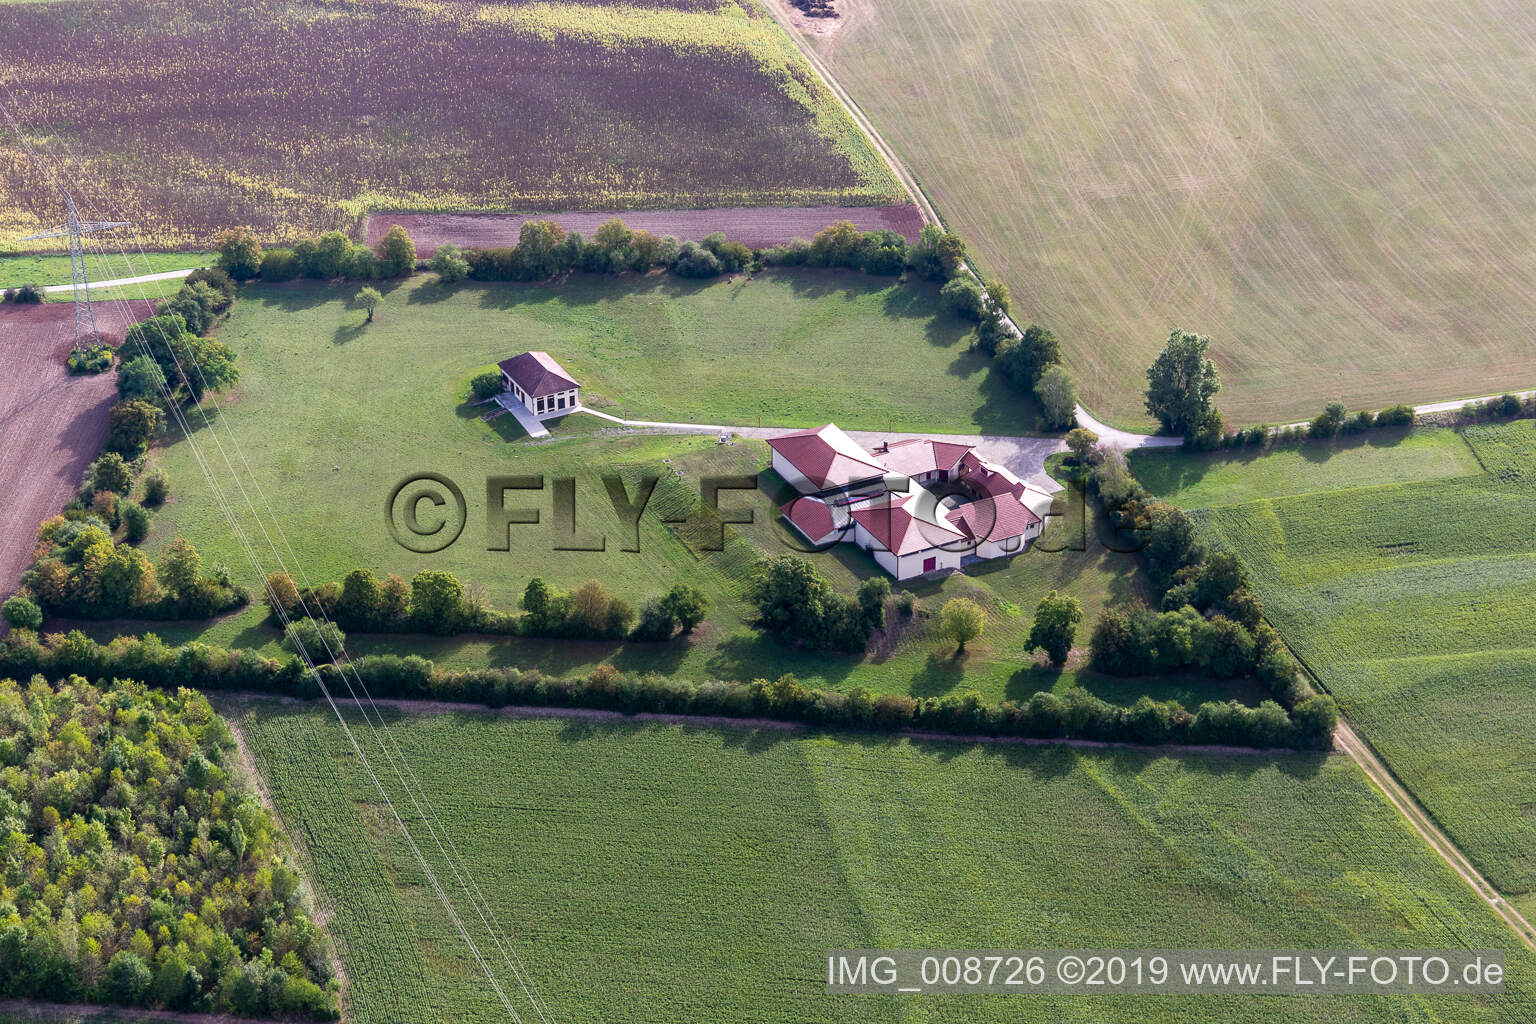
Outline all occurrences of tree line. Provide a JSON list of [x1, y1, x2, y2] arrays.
[[0, 632, 1336, 751]]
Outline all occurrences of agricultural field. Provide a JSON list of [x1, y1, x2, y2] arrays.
[[1181, 420, 1536, 906], [234, 702, 1536, 1024], [807, 0, 1536, 427], [74, 271, 1257, 706], [0, 299, 154, 598], [0, 0, 904, 250]]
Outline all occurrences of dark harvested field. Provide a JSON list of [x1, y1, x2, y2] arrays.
[[363, 204, 925, 250], [0, 300, 154, 599], [0, 0, 903, 249]]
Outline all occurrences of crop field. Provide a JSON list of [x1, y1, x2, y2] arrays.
[[0, 0, 903, 249], [0, 299, 154, 597], [809, 0, 1536, 427], [99, 271, 1260, 706], [234, 703, 1536, 1023], [1188, 420, 1536, 901]]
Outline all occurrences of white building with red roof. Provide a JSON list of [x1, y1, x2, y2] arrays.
[[766, 424, 889, 496], [770, 424, 1052, 580], [498, 351, 581, 417]]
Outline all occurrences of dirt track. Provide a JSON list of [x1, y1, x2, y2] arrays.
[[363, 204, 925, 251], [0, 301, 154, 602]]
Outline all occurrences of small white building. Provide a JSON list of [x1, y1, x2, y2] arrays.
[[499, 351, 581, 417]]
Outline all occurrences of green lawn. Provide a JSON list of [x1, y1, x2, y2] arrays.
[[813, 0, 1536, 427], [233, 702, 1536, 1024], [1131, 427, 1484, 508], [123, 271, 1243, 706], [0, 250, 213, 290], [1167, 420, 1536, 900]]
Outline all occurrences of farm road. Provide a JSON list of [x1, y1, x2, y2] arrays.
[[42, 268, 194, 293]]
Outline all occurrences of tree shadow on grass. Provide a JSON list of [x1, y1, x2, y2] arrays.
[[333, 321, 368, 345], [909, 649, 966, 697]]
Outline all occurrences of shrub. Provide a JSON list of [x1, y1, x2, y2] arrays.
[[939, 597, 985, 653], [1342, 409, 1375, 434], [1035, 364, 1078, 429], [1025, 590, 1082, 666], [939, 277, 986, 321], [409, 569, 464, 634], [142, 470, 170, 506], [215, 227, 263, 279], [117, 354, 168, 401], [470, 371, 503, 401], [430, 244, 470, 283], [283, 617, 346, 662], [1309, 400, 1348, 438], [258, 248, 300, 281], [67, 344, 114, 374], [87, 452, 134, 495], [1065, 427, 1099, 464], [105, 399, 164, 458], [375, 224, 418, 277], [671, 240, 722, 278], [1374, 403, 1415, 428], [120, 499, 150, 543], [353, 286, 382, 322], [185, 267, 237, 309], [9, 283, 43, 303], [2, 594, 43, 631]]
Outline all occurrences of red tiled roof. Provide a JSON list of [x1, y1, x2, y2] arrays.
[[945, 494, 1042, 542], [871, 438, 974, 478], [779, 496, 846, 545], [766, 424, 888, 491], [499, 351, 579, 398], [850, 494, 966, 556]]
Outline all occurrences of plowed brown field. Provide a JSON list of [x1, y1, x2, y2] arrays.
[[0, 301, 154, 599], [363, 204, 925, 251]]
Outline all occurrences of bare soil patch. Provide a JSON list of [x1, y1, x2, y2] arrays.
[[364, 204, 925, 251], [0, 301, 154, 600]]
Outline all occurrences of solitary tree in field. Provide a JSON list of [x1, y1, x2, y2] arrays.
[[354, 286, 382, 323], [940, 597, 985, 655], [1025, 590, 1083, 666], [1146, 329, 1221, 438]]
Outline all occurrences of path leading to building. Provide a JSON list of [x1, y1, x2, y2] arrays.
[[575, 407, 1067, 492], [42, 268, 194, 294], [494, 393, 549, 438]]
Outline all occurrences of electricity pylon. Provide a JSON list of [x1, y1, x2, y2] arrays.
[[19, 191, 129, 347]]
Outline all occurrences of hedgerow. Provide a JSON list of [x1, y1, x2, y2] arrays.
[[0, 631, 1336, 751]]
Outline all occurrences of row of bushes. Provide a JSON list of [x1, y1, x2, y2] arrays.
[[265, 567, 708, 646], [1, 284, 44, 303], [229, 226, 417, 284], [0, 630, 1337, 751], [1207, 392, 1534, 449]]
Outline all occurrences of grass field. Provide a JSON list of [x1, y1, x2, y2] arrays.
[[810, 0, 1536, 427], [0, 250, 213, 289], [0, 0, 902, 248], [1131, 427, 1484, 508], [109, 271, 1263, 706], [1168, 420, 1536, 901], [233, 702, 1536, 1023]]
